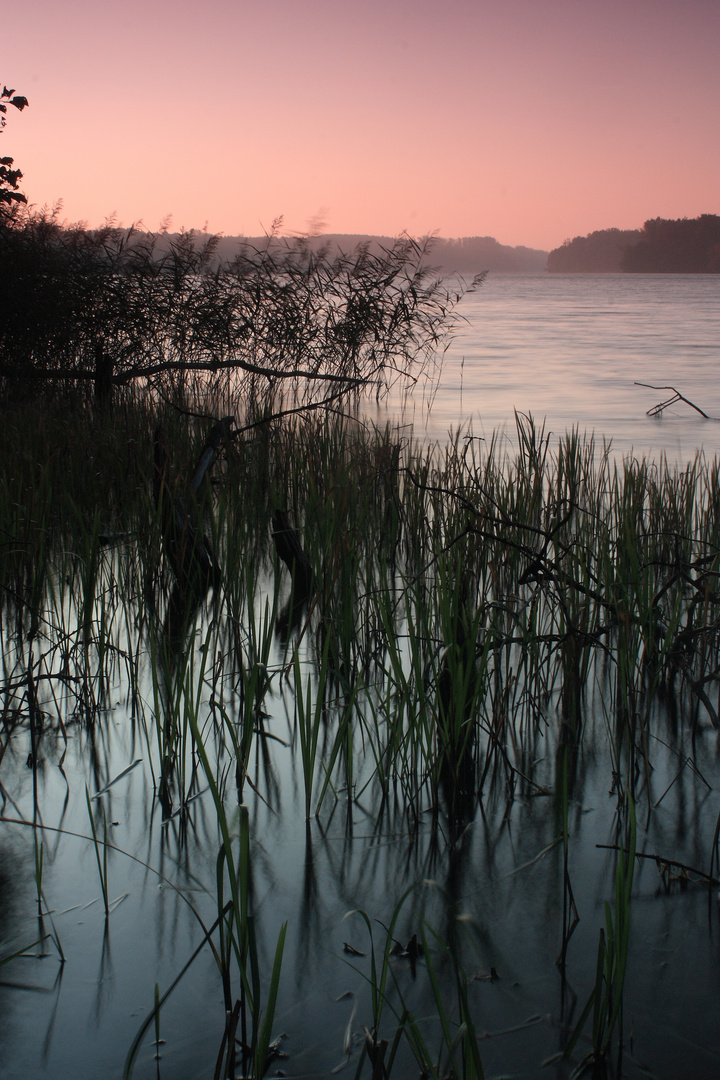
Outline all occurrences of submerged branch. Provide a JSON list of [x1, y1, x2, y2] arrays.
[[635, 382, 717, 420]]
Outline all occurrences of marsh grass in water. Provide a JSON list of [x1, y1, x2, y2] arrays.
[[1, 400, 720, 1076]]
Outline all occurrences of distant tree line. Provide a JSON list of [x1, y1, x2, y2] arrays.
[[208, 233, 548, 275], [546, 228, 641, 272], [430, 235, 547, 273], [547, 215, 720, 273], [622, 215, 720, 272]]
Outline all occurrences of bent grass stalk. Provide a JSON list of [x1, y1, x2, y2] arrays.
[[31, 834, 66, 961], [294, 639, 330, 820], [85, 786, 110, 915], [565, 795, 637, 1072]]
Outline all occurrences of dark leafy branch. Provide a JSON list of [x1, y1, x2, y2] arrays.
[[0, 84, 28, 211]]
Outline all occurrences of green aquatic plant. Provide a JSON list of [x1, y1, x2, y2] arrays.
[[85, 786, 110, 915]]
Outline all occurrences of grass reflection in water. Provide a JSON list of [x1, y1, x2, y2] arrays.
[[1, 402, 720, 1079]]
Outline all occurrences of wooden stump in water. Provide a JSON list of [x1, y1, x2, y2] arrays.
[[153, 421, 230, 603], [436, 602, 478, 821], [93, 343, 114, 408], [271, 508, 314, 600]]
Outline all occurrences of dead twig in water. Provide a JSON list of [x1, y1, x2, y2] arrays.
[[597, 843, 720, 886], [635, 382, 717, 420]]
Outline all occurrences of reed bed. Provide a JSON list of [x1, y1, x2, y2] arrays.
[[1, 398, 720, 1077]]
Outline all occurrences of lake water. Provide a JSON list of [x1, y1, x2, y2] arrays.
[[380, 273, 720, 462], [3, 274, 720, 1080]]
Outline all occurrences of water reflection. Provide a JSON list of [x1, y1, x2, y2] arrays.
[[4, 406, 720, 1076]]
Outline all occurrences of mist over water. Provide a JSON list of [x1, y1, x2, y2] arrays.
[[384, 273, 720, 462]]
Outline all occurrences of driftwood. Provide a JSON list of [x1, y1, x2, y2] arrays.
[[635, 382, 716, 420], [597, 844, 720, 888], [436, 597, 477, 824], [271, 509, 315, 640], [271, 509, 314, 599], [153, 418, 232, 602]]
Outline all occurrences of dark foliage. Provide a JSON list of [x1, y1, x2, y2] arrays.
[[0, 84, 29, 213], [0, 208, 480, 405], [621, 214, 720, 273]]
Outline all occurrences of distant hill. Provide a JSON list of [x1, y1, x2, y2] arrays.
[[548, 215, 720, 273], [207, 232, 548, 274]]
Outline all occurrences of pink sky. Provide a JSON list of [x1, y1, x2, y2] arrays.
[[3, 0, 718, 250]]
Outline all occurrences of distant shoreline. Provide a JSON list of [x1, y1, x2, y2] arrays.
[[547, 215, 720, 274], [205, 232, 549, 276]]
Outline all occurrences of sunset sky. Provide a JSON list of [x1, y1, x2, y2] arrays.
[[3, 0, 718, 250]]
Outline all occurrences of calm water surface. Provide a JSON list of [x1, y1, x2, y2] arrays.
[[384, 273, 720, 462]]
